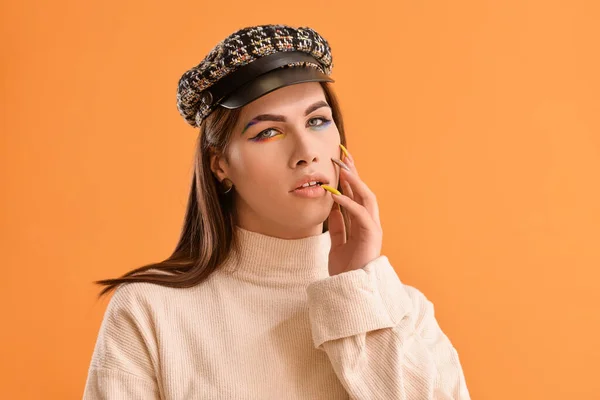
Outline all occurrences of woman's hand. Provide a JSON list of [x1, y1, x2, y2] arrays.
[[323, 145, 383, 276]]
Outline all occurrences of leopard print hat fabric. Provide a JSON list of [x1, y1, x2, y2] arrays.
[[176, 24, 334, 128]]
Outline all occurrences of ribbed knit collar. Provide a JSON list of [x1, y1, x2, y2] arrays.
[[219, 226, 332, 285]]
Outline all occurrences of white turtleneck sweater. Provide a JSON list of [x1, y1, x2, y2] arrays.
[[83, 227, 470, 399]]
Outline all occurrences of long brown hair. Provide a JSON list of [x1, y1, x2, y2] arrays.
[[95, 82, 350, 298]]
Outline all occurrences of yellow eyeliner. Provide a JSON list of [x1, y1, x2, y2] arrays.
[[263, 134, 285, 143], [321, 184, 341, 196]]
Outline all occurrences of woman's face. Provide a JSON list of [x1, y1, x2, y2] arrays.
[[211, 82, 342, 239]]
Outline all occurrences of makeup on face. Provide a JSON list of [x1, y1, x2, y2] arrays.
[[241, 100, 332, 138], [248, 115, 332, 143], [241, 120, 260, 135]]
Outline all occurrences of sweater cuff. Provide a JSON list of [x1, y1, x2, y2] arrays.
[[306, 255, 414, 349]]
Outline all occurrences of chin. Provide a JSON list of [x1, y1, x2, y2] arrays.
[[288, 201, 333, 226]]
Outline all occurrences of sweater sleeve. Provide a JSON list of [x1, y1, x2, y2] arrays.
[[305, 256, 470, 399], [83, 284, 161, 400]]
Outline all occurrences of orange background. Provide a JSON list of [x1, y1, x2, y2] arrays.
[[1, 0, 599, 398]]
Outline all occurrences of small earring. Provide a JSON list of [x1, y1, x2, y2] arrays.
[[221, 178, 234, 194]]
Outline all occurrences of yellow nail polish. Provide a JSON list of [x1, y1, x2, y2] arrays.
[[321, 184, 341, 196], [339, 144, 350, 160]]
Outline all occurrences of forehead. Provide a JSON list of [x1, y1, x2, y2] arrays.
[[239, 82, 327, 118]]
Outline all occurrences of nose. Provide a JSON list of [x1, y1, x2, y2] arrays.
[[288, 129, 320, 168]]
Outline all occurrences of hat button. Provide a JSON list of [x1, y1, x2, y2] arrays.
[[200, 91, 213, 106]]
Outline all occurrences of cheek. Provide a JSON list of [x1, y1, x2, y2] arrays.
[[228, 144, 284, 188], [322, 125, 342, 153]]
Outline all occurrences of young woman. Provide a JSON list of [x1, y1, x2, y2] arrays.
[[83, 25, 471, 399]]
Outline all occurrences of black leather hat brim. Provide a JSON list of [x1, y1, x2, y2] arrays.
[[220, 67, 334, 109]]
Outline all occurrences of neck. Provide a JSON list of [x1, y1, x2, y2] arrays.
[[234, 209, 324, 240], [218, 225, 331, 285]]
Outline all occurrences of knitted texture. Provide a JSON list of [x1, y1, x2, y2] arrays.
[[83, 227, 471, 399], [176, 24, 333, 128]]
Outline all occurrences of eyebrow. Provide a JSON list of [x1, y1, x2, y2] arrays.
[[241, 100, 331, 135]]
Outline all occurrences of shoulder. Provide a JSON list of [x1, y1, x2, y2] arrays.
[[100, 282, 157, 328], [95, 281, 188, 354], [90, 282, 168, 377], [109, 281, 162, 308], [104, 272, 218, 321], [103, 279, 179, 324]]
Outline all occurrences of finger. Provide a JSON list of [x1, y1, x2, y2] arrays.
[[340, 144, 359, 176], [334, 159, 372, 228], [341, 176, 354, 200], [327, 202, 346, 249], [339, 178, 356, 239], [329, 192, 376, 231], [338, 146, 381, 229], [331, 158, 354, 200], [338, 148, 364, 221], [340, 168, 380, 225], [331, 158, 358, 232], [339, 171, 362, 232], [331, 157, 355, 201]]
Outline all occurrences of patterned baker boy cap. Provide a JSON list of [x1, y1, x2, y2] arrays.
[[176, 24, 334, 128]]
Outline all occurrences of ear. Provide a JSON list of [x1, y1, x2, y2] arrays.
[[209, 148, 229, 182]]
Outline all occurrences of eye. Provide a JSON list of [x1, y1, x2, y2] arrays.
[[307, 117, 329, 127], [251, 128, 280, 141], [307, 117, 331, 129]]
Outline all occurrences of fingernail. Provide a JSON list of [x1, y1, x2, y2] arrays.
[[339, 144, 350, 160], [331, 157, 351, 172], [321, 184, 341, 196]]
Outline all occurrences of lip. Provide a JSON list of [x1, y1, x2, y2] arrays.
[[290, 174, 330, 192], [291, 185, 327, 198]]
